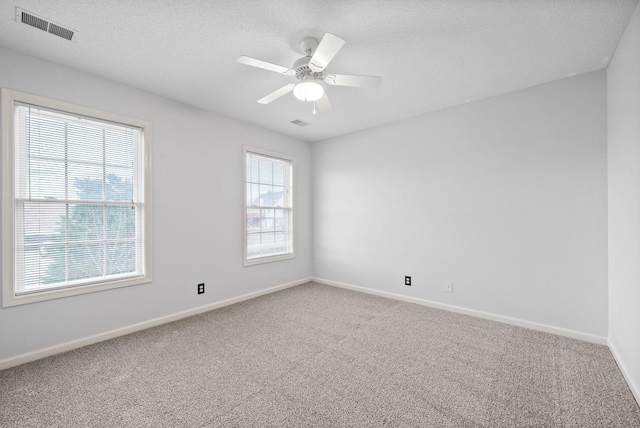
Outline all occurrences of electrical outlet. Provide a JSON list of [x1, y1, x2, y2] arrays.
[[445, 282, 453, 293], [197, 283, 205, 294], [405, 276, 411, 286]]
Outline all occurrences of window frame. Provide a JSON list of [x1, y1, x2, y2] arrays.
[[243, 145, 295, 266], [1, 88, 152, 307]]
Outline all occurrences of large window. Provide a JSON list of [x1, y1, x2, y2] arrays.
[[244, 146, 294, 266], [1, 89, 152, 307]]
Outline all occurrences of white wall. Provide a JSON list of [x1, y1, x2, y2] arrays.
[[313, 71, 608, 337], [608, 2, 640, 401], [0, 43, 618, 365], [0, 47, 312, 361]]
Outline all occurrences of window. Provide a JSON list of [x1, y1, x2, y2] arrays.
[[243, 146, 294, 266], [1, 89, 152, 307]]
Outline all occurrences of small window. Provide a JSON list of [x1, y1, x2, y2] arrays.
[[1, 89, 152, 307], [243, 146, 294, 266]]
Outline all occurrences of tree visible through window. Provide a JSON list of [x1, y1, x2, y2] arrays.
[[1, 89, 152, 307], [43, 174, 136, 285]]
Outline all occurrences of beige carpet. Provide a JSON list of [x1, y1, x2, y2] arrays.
[[1, 282, 639, 427]]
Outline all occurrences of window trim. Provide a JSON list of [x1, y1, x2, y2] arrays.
[[243, 145, 295, 266], [1, 88, 153, 307]]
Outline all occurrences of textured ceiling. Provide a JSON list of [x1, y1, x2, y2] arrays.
[[0, 0, 637, 142]]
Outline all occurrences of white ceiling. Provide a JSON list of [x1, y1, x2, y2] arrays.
[[0, 0, 637, 142]]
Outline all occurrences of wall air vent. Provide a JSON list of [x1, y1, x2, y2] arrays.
[[16, 7, 77, 42], [291, 119, 310, 127]]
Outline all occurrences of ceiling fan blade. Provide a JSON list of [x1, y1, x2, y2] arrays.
[[308, 33, 345, 73], [237, 56, 296, 76], [324, 74, 382, 88], [257, 84, 295, 104], [315, 93, 333, 112]]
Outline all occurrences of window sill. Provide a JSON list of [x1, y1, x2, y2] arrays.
[[244, 253, 295, 267], [2, 274, 152, 308]]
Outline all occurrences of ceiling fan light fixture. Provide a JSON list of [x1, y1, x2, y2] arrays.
[[238, 33, 380, 113], [293, 80, 324, 101]]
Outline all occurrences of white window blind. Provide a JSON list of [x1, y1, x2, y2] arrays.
[[12, 102, 146, 295], [244, 147, 294, 265]]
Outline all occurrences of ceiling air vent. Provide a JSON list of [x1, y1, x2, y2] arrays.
[[16, 7, 77, 41], [291, 119, 310, 127]]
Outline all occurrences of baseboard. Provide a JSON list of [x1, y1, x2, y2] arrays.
[[0, 276, 611, 372], [608, 341, 640, 406], [0, 277, 311, 371], [312, 277, 608, 346]]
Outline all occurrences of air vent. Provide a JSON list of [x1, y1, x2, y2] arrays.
[[20, 10, 47, 31], [291, 119, 310, 127], [48, 23, 74, 41], [16, 8, 77, 42]]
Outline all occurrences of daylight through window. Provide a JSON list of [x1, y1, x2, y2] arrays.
[[244, 147, 294, 265], [1, 90, 152, 306]]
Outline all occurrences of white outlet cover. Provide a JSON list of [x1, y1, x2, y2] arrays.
[[445, 282, 453, 293]]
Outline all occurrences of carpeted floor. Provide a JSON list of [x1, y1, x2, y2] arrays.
[[1, 282, 639, 427]]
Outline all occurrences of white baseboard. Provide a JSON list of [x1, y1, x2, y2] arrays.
[[608, 341, 640, 406], [312, 277, 608, 346], [0, 277, 311, 371], [0, 276, 613, 372]]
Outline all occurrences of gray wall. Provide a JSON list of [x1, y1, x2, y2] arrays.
[[608, 1, 640, 401], [312, 71, 609, 337], [0, 47, 313, 360]]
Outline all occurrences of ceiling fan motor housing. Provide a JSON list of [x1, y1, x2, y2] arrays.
[[292, 56, 325, 81]]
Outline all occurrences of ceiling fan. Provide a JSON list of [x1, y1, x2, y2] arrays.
[[237, 33, 382, 114]]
